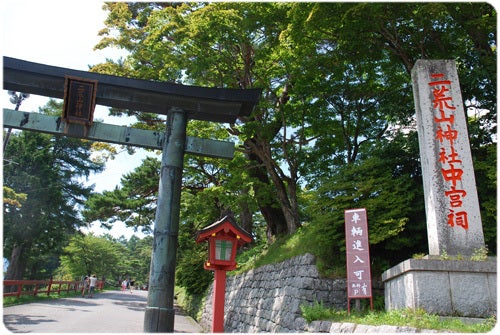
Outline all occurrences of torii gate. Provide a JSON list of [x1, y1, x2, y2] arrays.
[[3, 56, 261, 332]]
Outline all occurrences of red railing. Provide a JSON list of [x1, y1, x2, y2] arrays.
[[3, 278, 104, 298]]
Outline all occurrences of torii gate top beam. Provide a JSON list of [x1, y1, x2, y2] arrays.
[[3, 56, 261, 123]]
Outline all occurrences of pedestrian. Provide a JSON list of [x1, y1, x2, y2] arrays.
[[88, 274, 97, 298], [81, 276, 89, 297], [121, 279, 128, 292], [129, 279, 135, 293]]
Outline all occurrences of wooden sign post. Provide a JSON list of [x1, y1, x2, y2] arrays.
[[344, 208, 372, 314]]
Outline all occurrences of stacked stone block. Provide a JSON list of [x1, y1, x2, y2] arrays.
[[199, 253, 347, 332]]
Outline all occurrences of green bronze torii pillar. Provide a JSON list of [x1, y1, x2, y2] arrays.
[[144, 107, 186, 332], [3, 56, 261, 332]]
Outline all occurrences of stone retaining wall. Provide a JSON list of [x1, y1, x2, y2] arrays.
[[199, 253, 348, 332], [199, 253, 487, 332], [198, 254, 433, 333]]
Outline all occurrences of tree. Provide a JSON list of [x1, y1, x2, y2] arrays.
[[89, 2, 496, 265], [59, 234, 126, 280], [3, 100, 104, 281], [57, 233, 153, 287], [93, 2, 305, 237], [127, 235, 154, 286], [83, 156, 160, 234], [272, 2, 495, 261], [304, 131, 427, 271], [3, 186, 27, 209], [82, 145, 259, 293]]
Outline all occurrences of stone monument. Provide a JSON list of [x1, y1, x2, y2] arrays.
[[382, 60, 496, 318], [412, 59, 484, 256]]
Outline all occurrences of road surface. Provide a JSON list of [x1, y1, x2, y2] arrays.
[[3, 290, 203, 333]]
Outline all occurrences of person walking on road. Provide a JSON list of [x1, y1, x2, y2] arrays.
[[88, 274, 97, 298], [129, 279, 135, 293], [121, 279, 128, 292], [81, 276, 90, 297]]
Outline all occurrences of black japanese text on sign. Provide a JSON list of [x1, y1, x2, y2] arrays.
[[62, 76, 97, 126], [344, 208, 372, 300]]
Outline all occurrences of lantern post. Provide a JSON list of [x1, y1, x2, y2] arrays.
[[196, 215, 252, 332]]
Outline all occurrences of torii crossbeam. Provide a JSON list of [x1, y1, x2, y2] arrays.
[[3, 57, 260, 123]]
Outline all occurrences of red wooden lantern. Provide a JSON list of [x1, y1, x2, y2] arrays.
[[196, 215, 252, 332], [196, 215, 252, 271]]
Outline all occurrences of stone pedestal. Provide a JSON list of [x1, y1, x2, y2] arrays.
[[382, 258, 496, 318]]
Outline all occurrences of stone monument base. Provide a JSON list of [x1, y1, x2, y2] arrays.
[[381, 258, 496, 318]]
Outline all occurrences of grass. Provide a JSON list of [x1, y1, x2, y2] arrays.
[[3, 287, 120, 307], [231, 227, 497, 333], [234, 223, 345, 278], [300, 301, 496, 333], [3, 289, 87, 307]]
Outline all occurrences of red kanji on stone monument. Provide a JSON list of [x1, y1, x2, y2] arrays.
[[428, 72, 470, 230]]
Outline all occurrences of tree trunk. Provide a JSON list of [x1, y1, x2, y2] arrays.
[[267, 168, 300, 235], [246, 149, 288, 240], [5, 244, 27, 292], [246, 137, 302, 237], [238, 193, 253, 236]]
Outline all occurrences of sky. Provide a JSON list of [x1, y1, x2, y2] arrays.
[[2, 0, 153, 239]]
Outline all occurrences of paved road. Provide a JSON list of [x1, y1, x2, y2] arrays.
[[3, 290, 204, 333]]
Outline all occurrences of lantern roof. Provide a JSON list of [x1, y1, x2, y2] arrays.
[[196, 215, 252, 245]]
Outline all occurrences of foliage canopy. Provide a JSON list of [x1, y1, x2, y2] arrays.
[[4, 3, 495, 305]]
